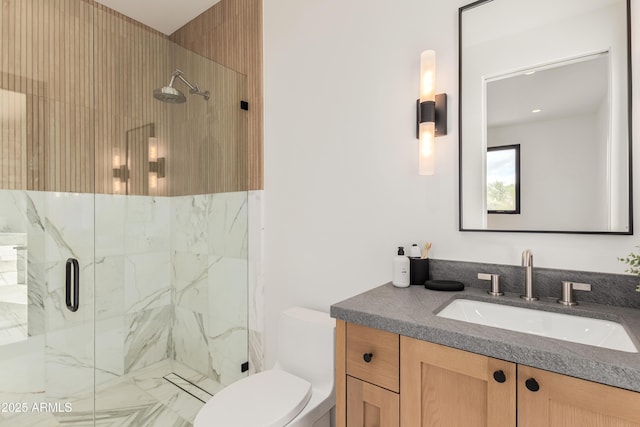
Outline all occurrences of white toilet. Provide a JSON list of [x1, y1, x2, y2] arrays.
[[194, 307, 336, 427]]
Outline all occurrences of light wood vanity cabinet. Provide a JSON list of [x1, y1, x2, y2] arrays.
[[346, 376, 399, 427], [518, 365, 640, 427], [337, 321, 400, 427], [336, 320, 640, 427], [400, 336, 516, 426], [346, 322, 399, 393]]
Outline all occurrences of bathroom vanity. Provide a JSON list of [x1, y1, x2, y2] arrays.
[[331, 284, 640, 426], [332, 0, 638, 422]]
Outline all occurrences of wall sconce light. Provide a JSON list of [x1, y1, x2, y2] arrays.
[[416, 50, 447, 175], [148, 136, 165, 190], [112, 148, 128, 193]]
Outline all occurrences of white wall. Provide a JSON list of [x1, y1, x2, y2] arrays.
[[487, 114, 607, 230], [262, 0, 640, 367]]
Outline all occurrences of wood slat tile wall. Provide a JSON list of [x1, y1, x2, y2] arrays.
[[168, 46, 248, 196], [170, 0, 263, 191], [0, 0, 94, 192], [0, 0, 249, 196], [93, 3, 171, 196]]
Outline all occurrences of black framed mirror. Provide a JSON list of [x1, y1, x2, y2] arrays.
[[459, 0, 632, 234]]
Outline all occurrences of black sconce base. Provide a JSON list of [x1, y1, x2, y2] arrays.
[[112, 165, 129, 182], [416, 93, 447, 138], [149, 158, 166, 178]]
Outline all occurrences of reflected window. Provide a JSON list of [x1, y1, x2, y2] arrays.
[[487, 144, 520, 214]]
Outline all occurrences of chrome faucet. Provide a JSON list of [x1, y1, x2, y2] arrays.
[[520, 249, 538, 301]]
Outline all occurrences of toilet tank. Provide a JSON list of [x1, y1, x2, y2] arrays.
[[275, 307, 336, 389]]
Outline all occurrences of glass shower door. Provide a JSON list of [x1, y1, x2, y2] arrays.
[[0, 192, 96, 427], [0, 0, 96, 425], [0, 137, 97, 427]]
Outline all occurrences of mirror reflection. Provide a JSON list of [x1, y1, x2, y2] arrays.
[[459, 0, 631, 233], [0, 234, 27, 345], [487, 144, 520, 214], [112, 123, 162, 196]]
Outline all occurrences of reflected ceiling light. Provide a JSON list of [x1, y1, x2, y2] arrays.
[[416, 50, 447, 176], [531, 109, 542, 113]]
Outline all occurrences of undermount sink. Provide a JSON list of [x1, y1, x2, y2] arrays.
[[437, 298, 638, 353]]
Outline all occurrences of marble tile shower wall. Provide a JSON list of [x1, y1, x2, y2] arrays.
[[0, 189, 249, 402], [95, 194, 172, 386], [96, 191, 249, 387], [171, 192, 248, 387]]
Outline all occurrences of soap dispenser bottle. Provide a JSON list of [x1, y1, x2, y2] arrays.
[[409, 243, 421, 258], [392, 246, 410, 288]]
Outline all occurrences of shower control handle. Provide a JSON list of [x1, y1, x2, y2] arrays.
[[65, 258, 79, 312]]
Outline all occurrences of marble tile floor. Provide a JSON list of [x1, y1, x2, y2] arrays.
[[0, 285, 28, 346], [0, 359, 225, 427]]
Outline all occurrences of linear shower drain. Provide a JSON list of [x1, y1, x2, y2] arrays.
[[163, 372, 214, 403]]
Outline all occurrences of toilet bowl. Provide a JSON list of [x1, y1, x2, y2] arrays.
[[194, 307, 336, 427]]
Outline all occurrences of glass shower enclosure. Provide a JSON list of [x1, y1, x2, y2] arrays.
[[0, 1, 249, 425]]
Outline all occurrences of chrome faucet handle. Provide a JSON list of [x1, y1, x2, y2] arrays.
[[478, 273, 503, 296], [558, 281, 591, 306]]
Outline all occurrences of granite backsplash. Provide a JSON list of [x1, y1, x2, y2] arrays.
[[428, 258, 640, 309]]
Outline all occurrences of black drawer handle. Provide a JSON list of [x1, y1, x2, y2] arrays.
[[65, 258, 80, 312], [493, 370, 506, 383], [525, 378, 540, 392], [363, 353, 373, 363]]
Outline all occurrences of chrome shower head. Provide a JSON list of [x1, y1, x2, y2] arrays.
[[153, 86, 187, 103], [154, 69, 209, 103]]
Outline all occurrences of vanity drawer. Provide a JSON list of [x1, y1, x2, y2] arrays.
[[346, 323, 399, 392]]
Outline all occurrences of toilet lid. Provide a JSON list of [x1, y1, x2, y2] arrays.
[[194, 370, 312, 427]]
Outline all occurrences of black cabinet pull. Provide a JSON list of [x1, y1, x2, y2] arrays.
[[363, 353, 373, 363], [493, 370, 506, 383], [525, 378, 540, 392], [65, 258, 79, 312]]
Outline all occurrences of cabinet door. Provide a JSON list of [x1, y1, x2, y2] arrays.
[[400, 336, 516, 427], [518, 365, 640, 427], [347, 376, 399, 427]]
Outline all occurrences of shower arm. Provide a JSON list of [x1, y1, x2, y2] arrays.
[[171, 70, 210, 100]]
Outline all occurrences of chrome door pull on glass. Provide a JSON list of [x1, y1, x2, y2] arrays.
[[65, 258, 80, 312]]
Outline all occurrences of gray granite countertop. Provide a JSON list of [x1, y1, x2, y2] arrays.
[[330, 283, 640, 392]]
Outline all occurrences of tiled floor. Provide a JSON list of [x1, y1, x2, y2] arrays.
[[0, 285, 28, 346], [0, 360, 224, 427]]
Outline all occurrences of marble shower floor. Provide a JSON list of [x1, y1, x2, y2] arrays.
[[0, 359, 225, 427], [0, 285, 28, 346]]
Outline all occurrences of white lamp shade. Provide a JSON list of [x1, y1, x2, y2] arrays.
[[419, 122, 435, 175], [419, 50, 436, 175], [148, 137, 158, 161], [420, 50, 436, 102]]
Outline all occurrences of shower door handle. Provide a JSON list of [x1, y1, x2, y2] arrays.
[[65, 258, 80, 312]]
